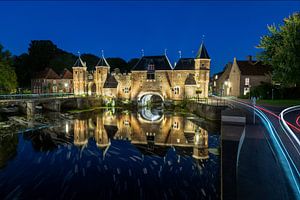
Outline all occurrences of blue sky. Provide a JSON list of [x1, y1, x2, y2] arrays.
[[0, 1, 299, 74]]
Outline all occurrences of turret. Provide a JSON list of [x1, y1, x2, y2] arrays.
[[194, 41, 211, 98], [72, 55, 87, 95], [94, 52, 110, 96]]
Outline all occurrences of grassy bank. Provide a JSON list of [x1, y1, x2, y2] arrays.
[[257, 99, 300, 107]]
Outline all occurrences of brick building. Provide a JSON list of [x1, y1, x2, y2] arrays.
[[31, 68, 73, 94]]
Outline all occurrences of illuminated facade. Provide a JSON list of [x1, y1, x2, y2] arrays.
[[72, 42, 211, 103]]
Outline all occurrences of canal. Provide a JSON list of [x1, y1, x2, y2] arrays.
[[0, 108, 220, 199]]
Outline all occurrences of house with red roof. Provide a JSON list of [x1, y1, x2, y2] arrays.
[[212, 56, 272, 97], [31, 68, 73, 94]]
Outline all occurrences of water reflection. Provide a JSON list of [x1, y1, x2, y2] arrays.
[[73, 108, 209, 159], [0, 108, 220, 200], [0, 134, 18, 168]]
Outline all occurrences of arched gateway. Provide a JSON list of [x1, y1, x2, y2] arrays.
[[137, 92, 164, 106]]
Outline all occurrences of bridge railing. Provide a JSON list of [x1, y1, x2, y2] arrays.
[[0, 93, 74, 100], [191, 97, 227, 106]]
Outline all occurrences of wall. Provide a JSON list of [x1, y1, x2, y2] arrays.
[[239, 75, 272, 96], [186, 101, 227, 121], [227, 60, 241, 97]]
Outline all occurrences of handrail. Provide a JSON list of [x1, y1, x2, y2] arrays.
[[0, 93, 74, 100]]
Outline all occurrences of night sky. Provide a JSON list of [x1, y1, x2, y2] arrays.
[[0, 1, 299, 74]]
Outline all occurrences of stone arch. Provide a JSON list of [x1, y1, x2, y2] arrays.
[[137, 92, 164, 107]]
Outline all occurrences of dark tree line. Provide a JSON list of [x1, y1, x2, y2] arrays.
[[0, 45, 17, 93], [13, 40, 140, 88]]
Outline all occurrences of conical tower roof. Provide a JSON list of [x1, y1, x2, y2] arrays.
[[73, 56, 86, 67], [196, 42, 210, 59], [96, 56, 110, 67]]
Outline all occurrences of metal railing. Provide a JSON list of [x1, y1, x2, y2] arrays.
[[0, 93, 74, 101]]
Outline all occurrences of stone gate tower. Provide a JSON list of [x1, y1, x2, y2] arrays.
[[94, 56, 110, 96], [73, 56, 87, 95], [194, 42, 210, 98]]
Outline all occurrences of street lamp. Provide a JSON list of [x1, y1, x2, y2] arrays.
[[64, 83, 68, 93]]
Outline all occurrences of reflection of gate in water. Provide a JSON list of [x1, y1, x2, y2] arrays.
[[72, 109, 210, 159]]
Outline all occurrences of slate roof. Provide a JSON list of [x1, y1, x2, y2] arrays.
[[96, 57, 110, 67], [174, 58, 195, 70], [237, 61, 271, 76], [212, 71, 224, 79], [131, 55, 172, 71], [185, 74, 197, 85], [73, 57, 86, 67], [103, 75, 118, 88], [61, 68, 73, 79], [196, 42, 210, 59], [34, 68, 60, 79]]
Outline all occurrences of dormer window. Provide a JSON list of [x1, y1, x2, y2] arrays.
[[147, 64, 155, 80], [147, 64, 155, 71]]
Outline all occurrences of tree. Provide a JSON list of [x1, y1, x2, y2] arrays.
[[257, 12, 300, 86], [80, 53, 99, 71], [13, 53, 30, 87], [0, 44, 17, 93], [106, 57, 130, 73], [49, 50, 77, 73], [28, 40, 59, 71]]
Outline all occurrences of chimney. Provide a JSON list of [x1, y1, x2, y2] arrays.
[[247, 55, 252, 62]]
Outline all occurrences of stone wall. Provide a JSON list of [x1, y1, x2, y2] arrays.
[[186, 101, 227, 121]]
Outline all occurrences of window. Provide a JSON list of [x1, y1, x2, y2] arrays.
[[244, 87, 250, 95], [214, 81, 216, 87], [174, 86, 180, 95], [124, 87, 129, 93], [123, 120, 130, 126], [147, 64, 155, 80], [173, 121, 179, 129], [245, 77, 250, 86], [215, 75, 218, 79], [147, 73, 155, 80]]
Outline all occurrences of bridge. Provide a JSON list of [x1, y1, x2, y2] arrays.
[[0, 93, 100, 117]]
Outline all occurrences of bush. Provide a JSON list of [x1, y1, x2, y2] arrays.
[[251, 82, 300, 99], [251, 82, 273, 99]]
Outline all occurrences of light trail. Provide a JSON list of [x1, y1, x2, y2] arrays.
[[297, 115, 300, 128], [219, 97, 300, 199], [256, 105, 300, 133]]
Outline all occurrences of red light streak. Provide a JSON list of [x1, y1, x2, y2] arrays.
[[255, 105, 300, 133], [296, 115, 300, 128]]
